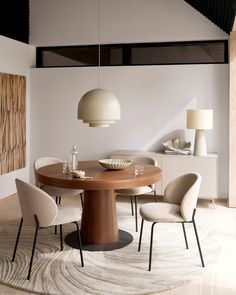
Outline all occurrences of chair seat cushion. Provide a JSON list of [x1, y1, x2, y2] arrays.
[[140, 203, 184, 222], [41, 185, 83, 198], [50, 204, 81, 226], [116, 186, 153, 196]]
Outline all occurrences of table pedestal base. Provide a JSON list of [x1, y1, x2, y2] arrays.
[[81, 189, 119, 244], [65, 229, 133, 251]]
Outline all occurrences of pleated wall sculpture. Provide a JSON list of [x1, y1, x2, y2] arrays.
[[0, 73, 26, 174]]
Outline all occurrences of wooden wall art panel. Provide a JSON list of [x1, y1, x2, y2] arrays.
[[0, 73, 26, 175]]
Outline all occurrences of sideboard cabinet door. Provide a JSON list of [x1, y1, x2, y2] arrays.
[[161, 155, 218, 199]]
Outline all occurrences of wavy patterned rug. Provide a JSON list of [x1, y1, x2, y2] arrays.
[[0, 201, 220, 295]]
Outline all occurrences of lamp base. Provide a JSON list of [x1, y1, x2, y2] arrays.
[[194, 129, 207, 156]]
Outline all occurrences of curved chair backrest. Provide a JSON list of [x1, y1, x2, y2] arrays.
[[34, 157, 62, 171], [134, 157, 157, 190], [15, 178, 58, 227], [133, 156, 157, 167], [164, 173, 201, 221], [34, 157, 62, 187]]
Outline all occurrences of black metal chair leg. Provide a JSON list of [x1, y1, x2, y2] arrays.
[[192, 208, 205, 267], [149, 222, 156, 271], [55, 197, 59, 235], [182, 223, 189, 249], [74, 222, 84, 267], [60, 224, 63, 251], [134, 196, 138, 232], [80, 193, 84, 208], [12, 217, 23, 262], [138, 218, 144, 251], [192, 219, 205, 267], [154, 191, 158, 202], [130, 196, 134, 216], [27, 215, 39, 280], [54, 197, 61, 234]]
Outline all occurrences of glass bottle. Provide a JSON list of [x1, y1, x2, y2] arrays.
[[71, 145, 79, 171]]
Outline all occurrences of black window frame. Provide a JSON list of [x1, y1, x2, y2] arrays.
[[36, 40, 228, 68]]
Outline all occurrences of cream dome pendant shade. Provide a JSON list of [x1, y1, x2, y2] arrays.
[[77, 0, 121, 127], [77, 88, 121, 127]]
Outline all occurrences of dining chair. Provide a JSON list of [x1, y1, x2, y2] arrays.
[[34, 157, 84, 207], [12, 179, 84, 280], [115, 157, 158, 232], [138, 172, 204, 271]]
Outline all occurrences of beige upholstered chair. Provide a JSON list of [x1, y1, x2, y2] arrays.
[[138, 172, 204, 271], [12, 179, 84, 280], [116, 157, 158, 232], [34, 157, 84, 207]]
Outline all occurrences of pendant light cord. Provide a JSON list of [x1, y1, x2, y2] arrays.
[[98, 0, 101, 88]]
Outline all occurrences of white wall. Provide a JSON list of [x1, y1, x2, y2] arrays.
[[30, 64, 228, 198], [29, 0, 229, 198], [0, 36, 35, 199], [30, 0, 227, 46]]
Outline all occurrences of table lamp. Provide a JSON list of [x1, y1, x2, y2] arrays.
[[187, 109, 213, 156]]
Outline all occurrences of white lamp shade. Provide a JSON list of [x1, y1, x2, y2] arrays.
[[78, 88, 121, 127], [187, 109, 213, 130]]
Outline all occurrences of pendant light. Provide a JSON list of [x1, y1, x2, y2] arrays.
[[77, 0, 121, 127]]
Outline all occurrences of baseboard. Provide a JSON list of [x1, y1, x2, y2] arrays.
[[0, 193, 17, 204], [216, 197, 228, 202]]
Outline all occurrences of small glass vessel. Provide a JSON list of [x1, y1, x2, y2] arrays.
[[70, 145, 79, 171]]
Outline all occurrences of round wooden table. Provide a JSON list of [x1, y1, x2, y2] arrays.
[[36, 160, 161, 250]]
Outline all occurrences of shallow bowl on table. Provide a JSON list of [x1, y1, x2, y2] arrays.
[[98, 159, 132, 170], [71, 170, 85, 178]]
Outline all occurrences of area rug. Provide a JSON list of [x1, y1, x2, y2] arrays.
[[0, 201, 220, 295]]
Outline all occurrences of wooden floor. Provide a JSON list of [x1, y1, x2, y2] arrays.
[[0, 196, 235, 295]]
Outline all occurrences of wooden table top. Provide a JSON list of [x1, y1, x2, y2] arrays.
[[36, 160, 161, 190]]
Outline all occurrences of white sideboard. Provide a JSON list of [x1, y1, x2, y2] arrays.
[[110, 150, 218, 202]]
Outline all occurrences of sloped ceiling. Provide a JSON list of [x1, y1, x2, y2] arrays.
[[184, 0, 236, 33], [0, 0, 29, 43], [0, 1, 235, 44]]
